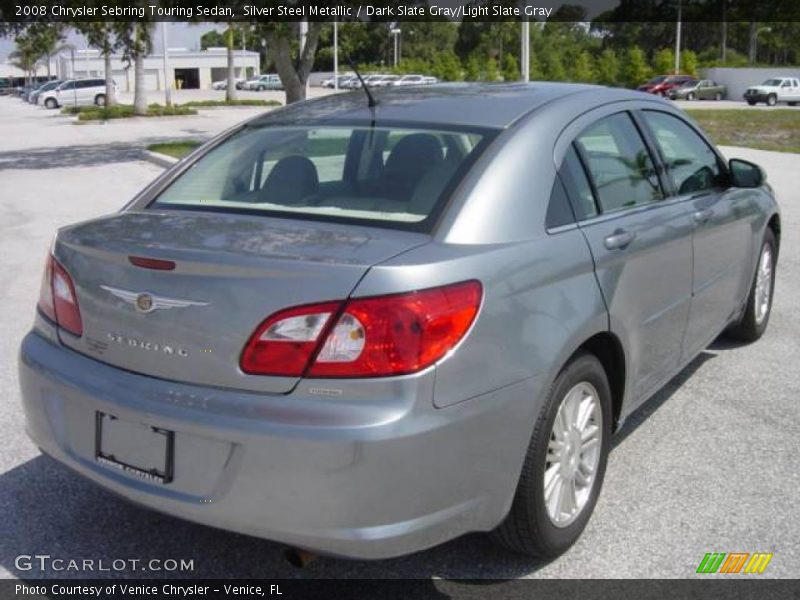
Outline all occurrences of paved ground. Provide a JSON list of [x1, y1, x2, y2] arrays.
[[0, 95, 798, 581]]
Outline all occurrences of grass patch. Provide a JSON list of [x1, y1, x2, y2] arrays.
[[148, 140, 203, 159], [687, 109, 800, 154], [180, 99, 281, 108], [69, 103, 198, 121]]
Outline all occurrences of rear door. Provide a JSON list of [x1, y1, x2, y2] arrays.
[[57, 80, 76, 106], [565, 110, 694, 404], [639, 109, 753, 358]]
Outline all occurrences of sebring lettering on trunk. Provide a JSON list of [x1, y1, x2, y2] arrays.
[[107, 333, 190, 358]]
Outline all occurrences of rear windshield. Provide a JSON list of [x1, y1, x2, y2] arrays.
[[151, 125, 489, 230]]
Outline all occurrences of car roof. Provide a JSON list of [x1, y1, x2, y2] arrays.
[[249, 82, 636, 130]]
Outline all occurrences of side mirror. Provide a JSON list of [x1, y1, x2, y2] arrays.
[[729, 159, 765, 188]]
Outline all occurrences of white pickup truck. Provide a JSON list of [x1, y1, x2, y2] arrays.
[[744, 77, 800, 106]]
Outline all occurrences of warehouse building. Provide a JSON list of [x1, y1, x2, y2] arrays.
[[54, 47, 260, 92]]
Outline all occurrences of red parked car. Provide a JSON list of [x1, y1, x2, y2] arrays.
[[638, 75, 697, 96]]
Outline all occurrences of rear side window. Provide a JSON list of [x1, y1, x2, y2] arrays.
[[152, 125, 489, 230], [574, 112, 663, 213], [642, 111, 724, 195], [560, 146, 598, 221]]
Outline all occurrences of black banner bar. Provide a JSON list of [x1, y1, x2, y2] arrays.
[[3, 0, 800, 23], [4, 579, 800, 600]]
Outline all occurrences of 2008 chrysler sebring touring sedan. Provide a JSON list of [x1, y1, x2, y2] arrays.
[[19, 83, 780, 560]]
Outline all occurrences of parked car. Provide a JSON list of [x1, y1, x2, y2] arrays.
[[41, 78, 114, 109], [29, 80, 63, 105], [744, 77, 800, 106], [669, 79, 726, 101], [212, 78, 245, 91], [0, 78, 13, 95], [638, 75, 697, 96], [395, 74, 426, 87], [422, 76, 439, 85], [246, 74, 283, 91], [321, 74, 355, 89], [371, 74, 401, 87], [19, 83, 779, 562]]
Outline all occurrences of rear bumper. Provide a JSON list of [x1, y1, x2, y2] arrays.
[[18, 331, 541, 559]]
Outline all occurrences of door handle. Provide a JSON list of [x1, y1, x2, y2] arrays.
[[604, 230, 637, 250], [693, 208, 713, 224]]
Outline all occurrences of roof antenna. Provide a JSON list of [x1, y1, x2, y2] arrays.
[[349, 61, 378, 108]]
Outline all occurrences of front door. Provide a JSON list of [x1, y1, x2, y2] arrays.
[[639, 110, 753, 358]]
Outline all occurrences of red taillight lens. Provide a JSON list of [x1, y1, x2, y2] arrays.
[[239, 281, 482, 378], [37, 255, 56, 322], [37, 254, 83, 337], [240, 302, 342, 376]]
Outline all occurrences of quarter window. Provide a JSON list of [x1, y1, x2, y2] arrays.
[[642, 111, 724, 195], [574, 112, 663, 213]]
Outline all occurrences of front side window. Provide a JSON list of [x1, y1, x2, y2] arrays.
[[642, 111, 724, 195], [152, 125, 488, 230], [574, 112, 663, 213]]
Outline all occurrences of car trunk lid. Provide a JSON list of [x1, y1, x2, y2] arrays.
[[53, 210, 428, 394]]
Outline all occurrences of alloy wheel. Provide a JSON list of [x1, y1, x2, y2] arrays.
[[754, 244, 773, 325], [543, 382, 603, 528]]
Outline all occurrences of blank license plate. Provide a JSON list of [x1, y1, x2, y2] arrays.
[[95, 412, 174, 484]]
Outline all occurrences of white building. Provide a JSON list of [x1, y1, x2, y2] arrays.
[[54, 47, 260, 91]]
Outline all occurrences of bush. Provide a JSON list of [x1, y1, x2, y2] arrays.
[[180, 99, 281, 108], [596, 48, 620, 86], [74, 104, 197, 121]]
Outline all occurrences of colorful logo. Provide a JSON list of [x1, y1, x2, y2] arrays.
[[696, 552, 773, 574]]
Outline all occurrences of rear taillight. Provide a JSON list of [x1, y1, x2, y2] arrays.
[[37, 254, 83, 336], [240, 281, 482, 378]]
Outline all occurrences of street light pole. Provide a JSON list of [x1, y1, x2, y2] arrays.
[[162, 22, 172, 106], [333, 22, 339, 90], [391, 28, 401, 67], [521, 19, 530, 82], [674, 0, 682, 74]]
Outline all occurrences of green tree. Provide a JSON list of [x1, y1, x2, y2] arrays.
[[596, 48, 620, 86], [430, 51, 463, 81], [621, 45, 651, 88], [653, 47, 675, 75], [502, 53, 519, 82], [541, 46, 566, 81], [570, 51, 596, 83], [76, 23, 117, 106], [256, 23, 324, 104], [681, 50, 699, 76], [484, 55, 499, 82], [464, 55, 481, 82], [114, 22, 154, 115]]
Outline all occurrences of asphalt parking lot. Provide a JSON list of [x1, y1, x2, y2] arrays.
[[0, 94, 798, 581]]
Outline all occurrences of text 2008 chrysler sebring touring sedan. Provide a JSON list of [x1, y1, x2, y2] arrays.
[[19, 83, 780, 560]]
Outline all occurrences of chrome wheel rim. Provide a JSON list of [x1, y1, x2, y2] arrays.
[[544, 381, 603, 528], [754, 245, 773, 325]]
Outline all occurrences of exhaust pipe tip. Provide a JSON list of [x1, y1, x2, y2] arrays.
[[282, 548, 318, 569]]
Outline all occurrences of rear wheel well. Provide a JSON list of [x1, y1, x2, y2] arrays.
[[576, 333, 625, 431], [768, 214, 781, 256]]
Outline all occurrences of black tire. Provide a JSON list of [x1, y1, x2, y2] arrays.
[[492, 352, 612, 558], [727, 229, 777, 343], [789, 102, 798, 107], [44, 97, 58, 109], [747, 100, 757, 106], [94, 94, 106, 106], [715, 93, 722, 101], [767, 94, 777, 107], [257, 85, 265, 92], [687, 92, 696, 101]]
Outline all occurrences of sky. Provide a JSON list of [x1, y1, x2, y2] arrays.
[[0, 22, 221, 61]]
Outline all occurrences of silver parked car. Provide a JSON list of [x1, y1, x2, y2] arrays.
[[19, 83, 780, 560]]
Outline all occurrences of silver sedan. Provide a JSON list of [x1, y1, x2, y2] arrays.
[[19, 83, 779, 561]]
